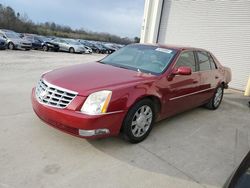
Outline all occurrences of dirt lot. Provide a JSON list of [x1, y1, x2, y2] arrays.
[[0, 50, 250, 188]]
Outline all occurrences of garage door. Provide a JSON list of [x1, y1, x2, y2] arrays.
[[157, 0, 250, 90]]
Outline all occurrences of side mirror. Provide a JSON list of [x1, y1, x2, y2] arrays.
[[3, 36, 6, 39], [172, 66, 192, 75]]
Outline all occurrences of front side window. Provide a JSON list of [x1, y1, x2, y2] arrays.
[[197, 51, 211, 71], [100, 45, 177, 74], [174, 51, 196, 72]]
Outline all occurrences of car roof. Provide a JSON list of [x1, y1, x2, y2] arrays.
[[134, 43, 207, 52]]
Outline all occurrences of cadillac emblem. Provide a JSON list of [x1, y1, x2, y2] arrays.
[[40, 90, 48, 99]]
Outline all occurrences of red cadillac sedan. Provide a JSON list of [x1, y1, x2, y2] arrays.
[[31, 44, 231, 143]]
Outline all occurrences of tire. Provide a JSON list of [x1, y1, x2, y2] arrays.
[[205, 85, 224, 110], [69, 47, 75, 53], [8, 42, 15, 50], [43, 45, 48, 51], [122, 99, 155, 143]]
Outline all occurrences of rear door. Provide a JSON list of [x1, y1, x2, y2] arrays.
[[195, 51, 218, 103], [163, 50, 201, 117]]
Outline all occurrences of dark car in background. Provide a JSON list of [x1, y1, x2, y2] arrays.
[[37, 36, 60, 52], [93, 43, 107, 54], [23, 34, 59, 52], [79, 40, 99, 53], [0, 36, 7, 50], [0, 29, 31, 50], [23, 34, 43, 50], [102, 43, 117, 54], [224, 151, 250, 188]]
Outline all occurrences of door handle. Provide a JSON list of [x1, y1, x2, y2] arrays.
[[193, 80, 198, 84], [215, 76, 219, 79]]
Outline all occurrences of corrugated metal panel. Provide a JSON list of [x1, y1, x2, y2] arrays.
[[158, 0, 250, 90]]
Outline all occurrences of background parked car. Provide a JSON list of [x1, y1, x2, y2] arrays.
[[22, 34, 43, 50], [102, 43, 117, 54], [51, 38, 86, 54], [36, 35, 60, 52], [0, 29, 31, 50], [82, 45, 92, 54], [79, 40, 99, 53], [224, 151, 250, 188], [92, 43, 107, 54], [22, 34, 60, 52], [0, 36, 7, 50]]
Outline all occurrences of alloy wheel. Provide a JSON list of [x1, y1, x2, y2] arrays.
[[214, 87, 223, 107], [131, 105, 153, 137]]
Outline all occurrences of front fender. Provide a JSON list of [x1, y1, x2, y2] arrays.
[[107, 80, 163, 117]]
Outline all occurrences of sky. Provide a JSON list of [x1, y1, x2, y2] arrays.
[[0, 0, 145, 38]]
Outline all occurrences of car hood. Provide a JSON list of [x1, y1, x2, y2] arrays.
[[42, 62, 156, 96], [46, 42, 58, 46]]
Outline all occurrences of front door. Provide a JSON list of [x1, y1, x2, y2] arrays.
[[162, 50, 201, 117]]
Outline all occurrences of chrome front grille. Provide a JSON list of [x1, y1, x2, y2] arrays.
[[35, 79, 78, 108]]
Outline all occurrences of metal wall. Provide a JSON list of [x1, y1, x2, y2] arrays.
[[157, 0, 250, 90]]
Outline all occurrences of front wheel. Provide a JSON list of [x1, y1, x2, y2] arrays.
[[122, 99, 155, 143], [69, 47, 75, 53], [43, 45, 48, 51], [205, 85, 224, 110], [8, 42, 15, 50]]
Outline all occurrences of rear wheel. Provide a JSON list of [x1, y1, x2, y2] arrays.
[[8, 42, 15, 50], [205, 85, 224, 110], [122, 99, 155, 143], [69, 47, 75, 53]]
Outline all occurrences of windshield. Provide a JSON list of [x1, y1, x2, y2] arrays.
[[5, 32, 20, 39], [100, 44, 177, 74], [65, 39, 81, 45], [37, 36, 49, 42]]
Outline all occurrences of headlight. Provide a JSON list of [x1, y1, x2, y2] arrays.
[[81, 90, 112, 115]]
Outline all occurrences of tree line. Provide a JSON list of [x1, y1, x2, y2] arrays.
[[0, 4, 139, 44]]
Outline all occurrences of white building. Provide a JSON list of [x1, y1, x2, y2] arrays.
[[140, 0, 250, 90]]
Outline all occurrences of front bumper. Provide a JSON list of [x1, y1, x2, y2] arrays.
[[31, 88, 125, 139], [75, 48, 85, 53], [16, 44, 32, 50]]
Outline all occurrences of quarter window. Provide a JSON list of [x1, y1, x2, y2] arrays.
[[209, 54, 217, 69], [197, 51, 211, 71], [175, 51, 196, 72]]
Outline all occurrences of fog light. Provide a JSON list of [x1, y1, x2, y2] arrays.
[[95, 129, 110, 135], [78, 129, 110, 137]]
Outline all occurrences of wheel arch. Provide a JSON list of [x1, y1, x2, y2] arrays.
[[126, 94, 162, 122]]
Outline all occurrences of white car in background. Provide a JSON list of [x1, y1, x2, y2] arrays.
[[0, 29, 32, 50], [51, 38, 86, 54], [83, 45, 92, 54]]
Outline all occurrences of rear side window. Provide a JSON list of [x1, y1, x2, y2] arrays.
[[175, 51, 196, 72], [197, 51, 211, 71], [208, 54, 217, 69]]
